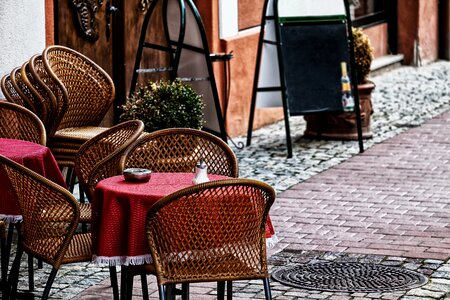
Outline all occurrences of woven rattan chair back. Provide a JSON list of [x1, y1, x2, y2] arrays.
[[75, 120, 144, 202], [42, 45, 115, 131], [10, 66, 39, 114], [20, 60, 50, 125], [0, 101, 46, 145], [28, 54, 66, 137], [120, 128, 238, 177], [146, 178, 275, 299], [0, 155, 92, 299], [1, 72, 25, 106]]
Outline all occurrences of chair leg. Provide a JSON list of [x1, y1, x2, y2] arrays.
[[7, 240, 24, 299], [77, 183, 89, 233], [181, 283, 189, 300], [226, 281, 232, 300], [141, 274, 149, 300], [4, 224, 14, 273], [158, 284, 166, 300], [109, 266, 119, 300], [217, 281, 225, 300], [3, 224, 16, 294], [166, 284, 177, 300], [262, 278, 272, 300], [1, 223, 6, 288], [41, 267, 58, 300], [28, 254, 34, 291], [66, 167, 76, 193]]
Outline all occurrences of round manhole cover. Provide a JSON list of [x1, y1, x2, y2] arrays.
[[272, 262, 428, 292]]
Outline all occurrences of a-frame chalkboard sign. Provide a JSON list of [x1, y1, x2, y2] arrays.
[[246, 0, 364, 158], [129, 0, 227, 141]]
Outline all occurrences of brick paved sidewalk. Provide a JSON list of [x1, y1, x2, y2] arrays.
[[270, 110, 450, 260], [74, 109, 450, 299]]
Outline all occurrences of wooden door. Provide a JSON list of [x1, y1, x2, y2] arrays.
[[55, 0, 167, 125]]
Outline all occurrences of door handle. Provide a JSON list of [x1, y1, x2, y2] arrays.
[[106, 0, 119, 41]]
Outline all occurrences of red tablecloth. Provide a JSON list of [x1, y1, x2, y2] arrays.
[[92, 173, 276, 266], [0, 138, 67, 222]]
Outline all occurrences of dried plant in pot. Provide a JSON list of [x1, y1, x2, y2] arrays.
[[304, 27, 375, 140], [119, 79, 205, 132]]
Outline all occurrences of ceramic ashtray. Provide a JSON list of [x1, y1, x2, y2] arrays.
[[123, 168, 152, 182]]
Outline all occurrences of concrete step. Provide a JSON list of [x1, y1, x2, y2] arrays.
[[369, 54, 405, 77]]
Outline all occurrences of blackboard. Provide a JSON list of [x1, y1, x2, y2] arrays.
[[280, 21, 350, 115]]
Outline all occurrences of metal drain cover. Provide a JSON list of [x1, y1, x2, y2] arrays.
[[272, 262, 428, 292]]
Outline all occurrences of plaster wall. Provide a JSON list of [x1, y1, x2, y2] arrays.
[[0, 0, 46, 99], [364, 23, 388, 58], [398, 0, 439, 65], [417, 0, 438, 65]]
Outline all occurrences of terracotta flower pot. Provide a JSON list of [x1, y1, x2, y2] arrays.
[[303, 81, 375, 140]]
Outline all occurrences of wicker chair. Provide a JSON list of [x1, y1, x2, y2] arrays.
[[119, 128, 238, 299], [42, 45, 114, 168], [119, 128, 239, 177], [144, 178, 275, 299], [1, 70, 35, 112], [74, 120, 144, 223], [0, 101, 46, 145], [0, 155, 92, 300], [74, 120, 143, 299], [20, 60, 51, 127], [0, 101, 47, 292], [1, 73, 18, 102], [10, 66, 40, 114], [27, 54, 65, 138]]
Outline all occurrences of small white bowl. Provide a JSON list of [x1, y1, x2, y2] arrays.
[[123, 168, 152, 182]]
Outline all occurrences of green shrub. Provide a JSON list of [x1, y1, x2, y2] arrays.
[[120, 80, 205, 132]]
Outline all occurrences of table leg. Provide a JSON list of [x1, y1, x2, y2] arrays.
[[120, 265, 128, 300]]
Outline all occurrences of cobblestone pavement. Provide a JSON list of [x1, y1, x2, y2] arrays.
[[3, 61, 450, 299]]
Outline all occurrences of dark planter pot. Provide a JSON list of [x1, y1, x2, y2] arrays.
[[303, 81, 375, 140]]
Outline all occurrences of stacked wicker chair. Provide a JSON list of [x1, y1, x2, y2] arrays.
[[145, 179, 275, 299], [27, 53, 66, 137], [1, 71, 35, 112], [1, 64, 49, 127], [1, 45, 115, 174], [20, 59, 52, 130], [10, 67, 40, 114], [119, 127, 239, 299], [42, 45, 115, 169], [0, 155, 92, 300]]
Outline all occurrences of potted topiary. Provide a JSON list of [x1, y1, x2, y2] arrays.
[[119, 79, 205, 132], [304, 27, 375, 140]]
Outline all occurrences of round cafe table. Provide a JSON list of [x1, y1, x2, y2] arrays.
[[0, 138, 67, 222], [92, 172, 276, 266]]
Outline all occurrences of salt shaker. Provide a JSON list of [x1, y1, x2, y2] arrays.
[[192, 160, 209, 184]]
